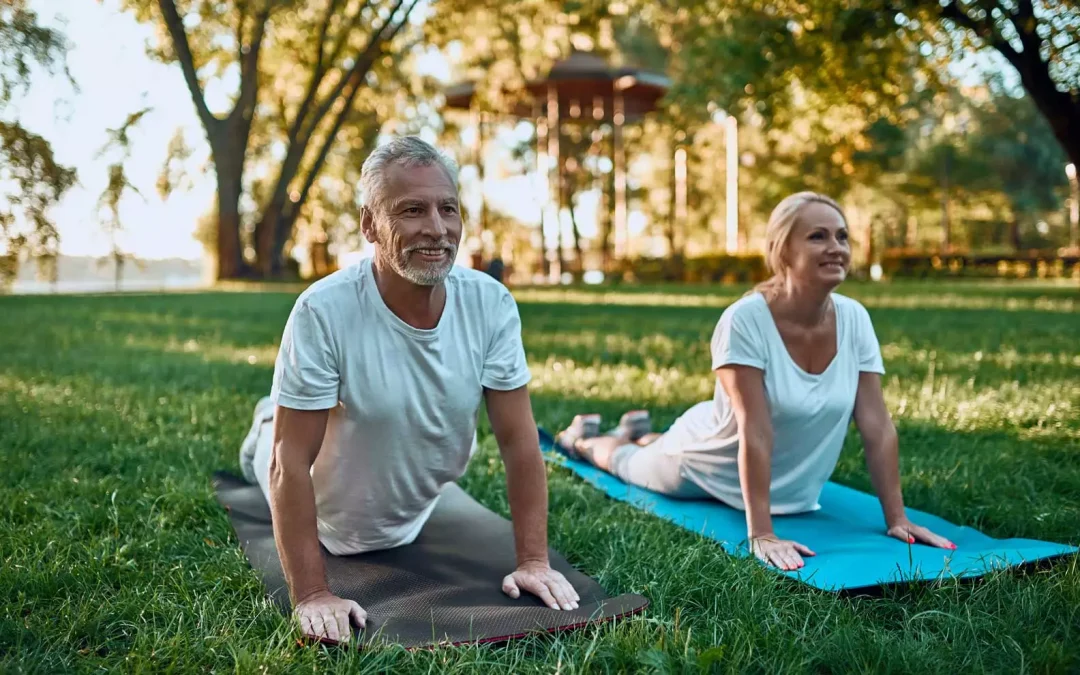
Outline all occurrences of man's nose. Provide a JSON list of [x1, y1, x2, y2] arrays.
[[423, 207, 448, 238]]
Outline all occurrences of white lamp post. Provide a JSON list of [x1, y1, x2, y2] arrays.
[[1067, 163, 1078, 251]]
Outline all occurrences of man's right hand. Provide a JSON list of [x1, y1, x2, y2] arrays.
[[294, 590, 367, 644]]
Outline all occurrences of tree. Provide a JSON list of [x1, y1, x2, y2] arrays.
[[0, 1, 77, 290], [653, 0, 1079, 171], [912, 0, 1080, 170], [119, 0, 425, 279], [95, 107, 153, 291]]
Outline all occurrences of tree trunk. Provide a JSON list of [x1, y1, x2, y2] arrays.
[[938, 0, 1080, 170], [213, 143, 248, 280]]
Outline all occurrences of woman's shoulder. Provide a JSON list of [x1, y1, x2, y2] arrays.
[[831, 292, 875, 329], [721, 291, 768, 323]]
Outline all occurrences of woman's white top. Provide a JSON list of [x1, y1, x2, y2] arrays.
[[661, 291, 885, 513]]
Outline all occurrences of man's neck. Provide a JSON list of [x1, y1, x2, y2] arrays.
[[371, 256, 446, 330]]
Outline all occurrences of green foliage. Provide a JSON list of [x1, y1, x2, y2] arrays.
[[117, 0, 433, 277], [1, 282, 1079, 671], [94, 108, 154, 290], [0, 1, 76, 290]]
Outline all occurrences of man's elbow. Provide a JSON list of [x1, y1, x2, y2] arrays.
[[267, 441, 312, 492]]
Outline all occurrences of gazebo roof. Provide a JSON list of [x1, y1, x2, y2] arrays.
[[443, 50, 670, 122]]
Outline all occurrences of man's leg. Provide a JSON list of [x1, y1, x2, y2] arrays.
[[239, 396, 275, 484]]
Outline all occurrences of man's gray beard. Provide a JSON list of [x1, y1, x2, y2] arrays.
[[381, 244, 457, 286]]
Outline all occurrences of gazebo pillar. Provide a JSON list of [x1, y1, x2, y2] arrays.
[[546, 82, 563, 282], [612, 77, 629, 264], [534, 102, 550, 279]]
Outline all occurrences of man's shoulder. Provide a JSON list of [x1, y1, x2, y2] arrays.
[[448, 263, 512, 302], [294, 262, 365, 312]]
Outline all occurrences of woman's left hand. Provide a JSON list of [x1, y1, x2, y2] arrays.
[[886, 518, 957, 550]]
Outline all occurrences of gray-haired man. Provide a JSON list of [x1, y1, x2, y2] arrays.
[[239, 136, 579, 644]]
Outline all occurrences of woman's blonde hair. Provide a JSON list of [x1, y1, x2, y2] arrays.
[[750, 191, 847, 299]]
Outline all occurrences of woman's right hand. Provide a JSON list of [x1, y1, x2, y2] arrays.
[[750, 534, 816, 570]]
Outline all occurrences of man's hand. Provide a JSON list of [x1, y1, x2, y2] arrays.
[[501, 560, 580, 610], [294, 590, 367, 644]]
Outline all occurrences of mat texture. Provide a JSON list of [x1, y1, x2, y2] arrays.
[[213, 471, 648, 649], [539, 429, 1077, 592]]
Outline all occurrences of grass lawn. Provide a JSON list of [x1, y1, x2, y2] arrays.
[[2, 279, 1078, 673]]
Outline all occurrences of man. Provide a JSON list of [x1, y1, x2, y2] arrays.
[[238, 136, 579, 644]]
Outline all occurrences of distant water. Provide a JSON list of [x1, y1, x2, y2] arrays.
[[9, 276, 208, 295]]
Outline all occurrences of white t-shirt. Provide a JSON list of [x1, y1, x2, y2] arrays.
[[661, 292, 885, 514], [264, 258, 532, 555]]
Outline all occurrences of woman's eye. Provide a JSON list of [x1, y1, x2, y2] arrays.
[[809, 232, 824, 240]]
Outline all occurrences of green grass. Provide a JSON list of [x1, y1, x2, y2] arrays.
[[2, 279, 1078, 673]]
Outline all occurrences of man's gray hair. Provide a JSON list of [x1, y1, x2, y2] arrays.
[[360, 136, 459, 215]]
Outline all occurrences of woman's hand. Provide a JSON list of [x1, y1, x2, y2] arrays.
[[886, 518, 957, 550], [750, 534, 816, 570]]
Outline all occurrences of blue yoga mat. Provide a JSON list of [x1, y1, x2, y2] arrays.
[[539, 429, 1077, 592]]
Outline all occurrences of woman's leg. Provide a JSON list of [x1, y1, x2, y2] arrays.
[[568, 428, 634, 473], [634, 432, 663, 446]]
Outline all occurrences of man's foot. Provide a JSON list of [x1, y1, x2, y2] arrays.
[[605, 410, 651, 442], [554, 414, 601, 459]]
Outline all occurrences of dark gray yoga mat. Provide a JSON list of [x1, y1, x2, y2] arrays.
[[212, 472, 648, 649]]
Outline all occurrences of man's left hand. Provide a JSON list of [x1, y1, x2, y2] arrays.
[[501, 560, 580, 610]]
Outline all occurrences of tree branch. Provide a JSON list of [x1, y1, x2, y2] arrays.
[[300, 0, 410, 143], [279, 0, 366, 170], [323, 0, 374, 73], [285, 1, 421, 230], [236, 0, 249, 65], [157, 0, 218, 131], [1009, 0, 1042, 60], [315, 0, 344, 76], [231, 5, 270, 126]]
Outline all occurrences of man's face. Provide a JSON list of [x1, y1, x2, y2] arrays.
[[364, 162, 462, 286]]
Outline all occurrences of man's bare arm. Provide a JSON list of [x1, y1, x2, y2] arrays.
[[484, 385, 579, 610], [268, 406, 330, 602], [268, 405, 366, 642]]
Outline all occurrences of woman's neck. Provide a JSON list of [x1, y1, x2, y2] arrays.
[[768, 279, 833, 328]]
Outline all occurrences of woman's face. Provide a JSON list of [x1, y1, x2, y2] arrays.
[[782, 202, 851, 289]]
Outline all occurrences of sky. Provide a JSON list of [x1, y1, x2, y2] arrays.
[[17, 0, 217, 261]]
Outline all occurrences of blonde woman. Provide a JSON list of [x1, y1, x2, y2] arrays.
[[555, 192, 956, 571]]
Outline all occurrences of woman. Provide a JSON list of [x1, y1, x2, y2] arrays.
[[555, 192, 956, 571]]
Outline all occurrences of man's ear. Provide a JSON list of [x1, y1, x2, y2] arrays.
[[360, 207, 377, 244]]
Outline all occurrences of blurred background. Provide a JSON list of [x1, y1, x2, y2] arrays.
[[2, 0, 1078, 293]]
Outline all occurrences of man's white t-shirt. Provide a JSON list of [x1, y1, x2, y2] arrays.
[[659, 292, 885, 514], [262, 257, 532, 555]]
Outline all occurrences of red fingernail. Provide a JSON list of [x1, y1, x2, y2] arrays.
[[949, 543, 957, 550], [908, 536, 915, 544]]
